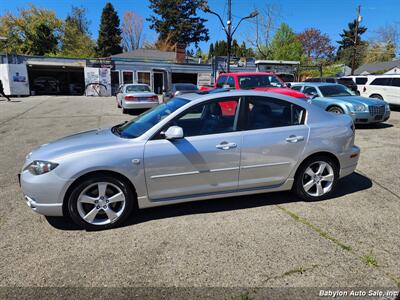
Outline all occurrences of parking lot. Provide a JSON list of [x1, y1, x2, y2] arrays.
[[0, 96, 399, 293]]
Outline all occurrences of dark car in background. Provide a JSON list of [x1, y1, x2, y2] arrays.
[[304, 77, 359, 95], [164, 83, 199, 101]]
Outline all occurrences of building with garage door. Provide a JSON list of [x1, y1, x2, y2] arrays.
[[0, 48, 258, 96]]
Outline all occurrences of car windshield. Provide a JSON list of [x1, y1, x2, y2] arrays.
[[319, 85, 354, 97], [238, 75, 285, 89], [175, 84, 198, 91], [125, 85, 151, 92], [115, 97, 189, 138]]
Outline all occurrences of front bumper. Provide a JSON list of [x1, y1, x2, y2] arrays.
[[19, 169, 70, 216], [352, 110, 390, 124]]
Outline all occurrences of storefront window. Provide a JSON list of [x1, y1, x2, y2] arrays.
[[137, 72, 151, 85], [123, 71, 133, 84]]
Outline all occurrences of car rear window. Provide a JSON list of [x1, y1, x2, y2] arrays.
[[370, 78, 392, 86], [126, 85, 151, 92]]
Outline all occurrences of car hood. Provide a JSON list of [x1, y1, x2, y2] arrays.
[[26, 128, 129, 162], [322, 96, 387, 106], [252, 87, 306, 99]]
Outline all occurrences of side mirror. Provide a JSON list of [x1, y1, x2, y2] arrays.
[[286, 83, 291, 88], [164, 126, 184, 140]]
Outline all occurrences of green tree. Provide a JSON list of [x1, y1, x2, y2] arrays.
[[269, 23, 303, 60], [60, 7, 95, 58], [208, 42, 214, 59], [336, 20, 367, 67], [96, 2, 122, 56], [0, 4, 62, 55], [148, 0, 209, 47]]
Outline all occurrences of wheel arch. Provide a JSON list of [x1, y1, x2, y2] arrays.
[[62, 170, 138, 217], [326, 104, 347, 113], [293, 151, 340, 180], [369, 93, 383, 99]]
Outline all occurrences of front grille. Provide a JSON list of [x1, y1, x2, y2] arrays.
[[369, 105, 385, 116]]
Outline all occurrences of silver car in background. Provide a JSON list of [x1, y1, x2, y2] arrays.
[[20, 90, 360, 230], [116, 83, 159, 113]]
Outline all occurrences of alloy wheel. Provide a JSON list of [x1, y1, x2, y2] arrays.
[[77, 182, 126, 226], [302, 161, 334, 197]]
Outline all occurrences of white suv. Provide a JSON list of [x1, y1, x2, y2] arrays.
[[360, 75, 400, 105]]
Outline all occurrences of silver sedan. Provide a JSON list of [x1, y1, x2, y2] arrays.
[[116, 83, 159, 113], [19, 90, 360, 230]]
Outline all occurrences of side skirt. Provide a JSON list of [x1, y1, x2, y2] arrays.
[[137, 179, 294, 209]]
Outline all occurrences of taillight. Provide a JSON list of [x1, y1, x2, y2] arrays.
[[124, 95, 137, 101], [149, 95, 158, 101]]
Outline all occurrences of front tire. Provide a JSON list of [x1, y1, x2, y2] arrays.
[[67, 175, 135, 230], [293, 155, 339, 201], [327, 106, 344, 114]]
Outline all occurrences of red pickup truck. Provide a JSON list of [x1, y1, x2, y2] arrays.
[[201, 72, 306, 99]]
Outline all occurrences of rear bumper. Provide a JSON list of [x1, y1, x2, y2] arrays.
[[122, 101, 159, 109], [339, 145, 360, 178]]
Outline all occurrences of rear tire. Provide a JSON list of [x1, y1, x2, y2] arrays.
[[293, 155, 339, 201], [327, 106, 344, 114], [67, 175, 135, 230], [122, 108, 128, 114]]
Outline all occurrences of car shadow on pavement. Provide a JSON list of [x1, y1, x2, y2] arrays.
[[45, 172, 372, 231]]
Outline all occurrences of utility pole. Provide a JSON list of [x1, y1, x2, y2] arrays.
[[227, 0, 232, 72], [201, 2, 258, 74], [351, 5, 361, 75]]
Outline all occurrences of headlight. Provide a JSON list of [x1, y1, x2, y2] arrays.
[[25, 160, 58, 175], [353, 104, 368, 112], [385, 103, 390, 111]]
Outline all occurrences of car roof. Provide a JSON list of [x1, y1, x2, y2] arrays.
[[177, 89, 308, 107], [124, 83, 148, 86], [293, 82, 339, 87], [219, 72, 275, 76]]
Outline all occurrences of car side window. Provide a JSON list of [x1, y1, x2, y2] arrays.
[[355, 77, 368, 84], [168, 97, 240, 137], [227, 76, 235, 88], [390, 78, 400, 87], [370, 78, 391, 86], [216, 76, 227, 88], [291, 85, 302, 91], [242, 96, 305, 130], [303, 86, 318, 96]]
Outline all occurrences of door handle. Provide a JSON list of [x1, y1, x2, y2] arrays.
[[216, 142, 237, 150], [285, 135, 304, 143]]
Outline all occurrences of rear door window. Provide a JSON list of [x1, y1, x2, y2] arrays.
[[390, 78, 400, 87], [241, 96, 306, 130], [370, 78, 392, 86]]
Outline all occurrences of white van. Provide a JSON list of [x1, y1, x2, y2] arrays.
[[360, 75, 400, 105], [344, 75, 369, 93]]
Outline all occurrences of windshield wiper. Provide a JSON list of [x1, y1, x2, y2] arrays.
[[111, 121, 128, 136]]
